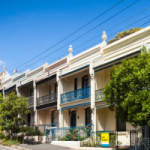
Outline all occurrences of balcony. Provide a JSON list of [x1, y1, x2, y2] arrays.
[[28, 96, 34, 107], [37, 93, 57, 106], [95, 88, 104, 101], [61, 86, 91, 104]]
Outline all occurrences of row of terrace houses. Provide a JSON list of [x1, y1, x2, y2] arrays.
[[1, 26, 150, 145]]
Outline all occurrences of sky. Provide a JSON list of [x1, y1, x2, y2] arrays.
[[0, 0, 150, 74]]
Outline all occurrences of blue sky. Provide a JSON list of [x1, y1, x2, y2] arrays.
[[0, 0, 150, 74]]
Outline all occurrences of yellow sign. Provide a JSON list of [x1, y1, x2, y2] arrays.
[[101, 133, 109, 142]]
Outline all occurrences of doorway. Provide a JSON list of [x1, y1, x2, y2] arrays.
[[70, 110, 76, 127]]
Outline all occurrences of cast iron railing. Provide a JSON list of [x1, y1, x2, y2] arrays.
[[95, 88, 104, 101], [28, 96, 34, 107], [61, 86, 91, 104], [37, 93, 57, 106]]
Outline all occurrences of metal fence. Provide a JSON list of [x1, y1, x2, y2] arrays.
[[36, 93, 57, 106], [60, 86, 91, 104]]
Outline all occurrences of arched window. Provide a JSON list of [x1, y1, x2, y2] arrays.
[[82, 75, 89, 88], [85, 107, 91, 125], [51, 110, 57, 127], [70, 110, 76, 127]]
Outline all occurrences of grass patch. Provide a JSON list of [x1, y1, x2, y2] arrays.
[[2, 140, 20, 146]]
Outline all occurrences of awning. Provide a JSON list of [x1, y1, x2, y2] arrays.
[[18, 81, 33, 89], [5, 85, 16, 92], [36, 74, 56, 86], [59, 64, 89, 78], [96, 104, 109, 111], [61, 102, 91, 112], [0, 89, 2, 95], [37, 105, 57, 111], [94, 50, 140, 73], [5, 85, 16, 95]]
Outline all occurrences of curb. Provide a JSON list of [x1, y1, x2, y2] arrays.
[[11, 145, 32, 150]]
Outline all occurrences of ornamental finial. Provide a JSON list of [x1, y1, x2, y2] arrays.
[[102, 31, 107, 41], [3, 65, 6, 71], [13, 69, 17, 74], [68, 45, 73, 54]]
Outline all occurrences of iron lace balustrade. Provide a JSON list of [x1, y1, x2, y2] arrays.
[[37, 93, 57, 106], [28, 96, 34, 107], [95, 88, 104, 101], [61, 86, 91, 104]]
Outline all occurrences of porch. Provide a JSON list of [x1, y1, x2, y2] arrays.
[[60, 66, 91, 104], [36, 74, 57, 109]]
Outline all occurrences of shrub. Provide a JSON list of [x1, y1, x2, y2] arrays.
[[0, 132, 5, 139], [107, 27, 142, 44], [3, 140, 19, 146], [25, 127, 44, 136]]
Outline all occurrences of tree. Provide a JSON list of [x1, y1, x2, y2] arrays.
[[103, 46, 150, 127], [0, 92, 30, 138], [0, 93, 3, 104], [107, 27, 142, 45]]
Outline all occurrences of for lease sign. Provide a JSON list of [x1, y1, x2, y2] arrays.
[[101, 133, 109, 147]]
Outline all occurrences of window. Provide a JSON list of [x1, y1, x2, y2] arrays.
[[74, 78, 77, 90], [49, 84, 51, 94], [30, 89, 33, 97], [55, 83, 57, 93], [51, 110, 57, 127], [82, 75, 89, 88], [74, 78, 77, 97], [117, 118, 126, 131], [85, 107, 91, 125]]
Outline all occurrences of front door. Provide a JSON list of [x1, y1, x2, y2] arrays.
[[70, 110, 76, 127], [28, 113, 31, 126], [85, 107, 91, 125]]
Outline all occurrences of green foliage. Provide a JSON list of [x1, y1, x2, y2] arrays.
[[103, 46, 150, 127], [25, 127, 44, 136], [2, 140, 20, 146], [110, 134, 116, 146], [58, 127, 91, 141], [0, 132, 5, 139], [0, 92, 30, 138], [107, 27, 142, 44], [0, 93, 3, 104]]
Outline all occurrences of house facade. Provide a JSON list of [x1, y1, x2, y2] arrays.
[[1, 25, 150, 145]]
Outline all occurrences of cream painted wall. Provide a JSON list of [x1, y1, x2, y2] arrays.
[[95, 68, 110, 90], [76, 106, 86, 126], [37, 78, 57, 98], [37, 107, 58, 125], [19, 84, 33, 98], [61, 69, 90, 94], [63, 110, 69, 127], [62, 106, 90, 127], [96, 107, 115, 131]]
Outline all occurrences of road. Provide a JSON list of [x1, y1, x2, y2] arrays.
[[18, 143, 77, 150], [0, 145, 17, 150]]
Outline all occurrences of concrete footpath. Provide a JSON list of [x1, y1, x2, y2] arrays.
[[17, 143, 77, 150], [0, 145, 17, 150]]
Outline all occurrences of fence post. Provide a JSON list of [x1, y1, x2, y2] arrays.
[[135, 137, 137, 150]]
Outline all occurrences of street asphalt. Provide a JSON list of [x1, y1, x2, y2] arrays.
[[18, 143, 78, 150]]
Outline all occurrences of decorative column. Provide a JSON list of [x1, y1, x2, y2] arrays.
[[16, 83, 20, 96], [57, 69, 62, 128], [3, 87, 5, 98], [33, 80, 37, 125], [90, 59, 96, 132]]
